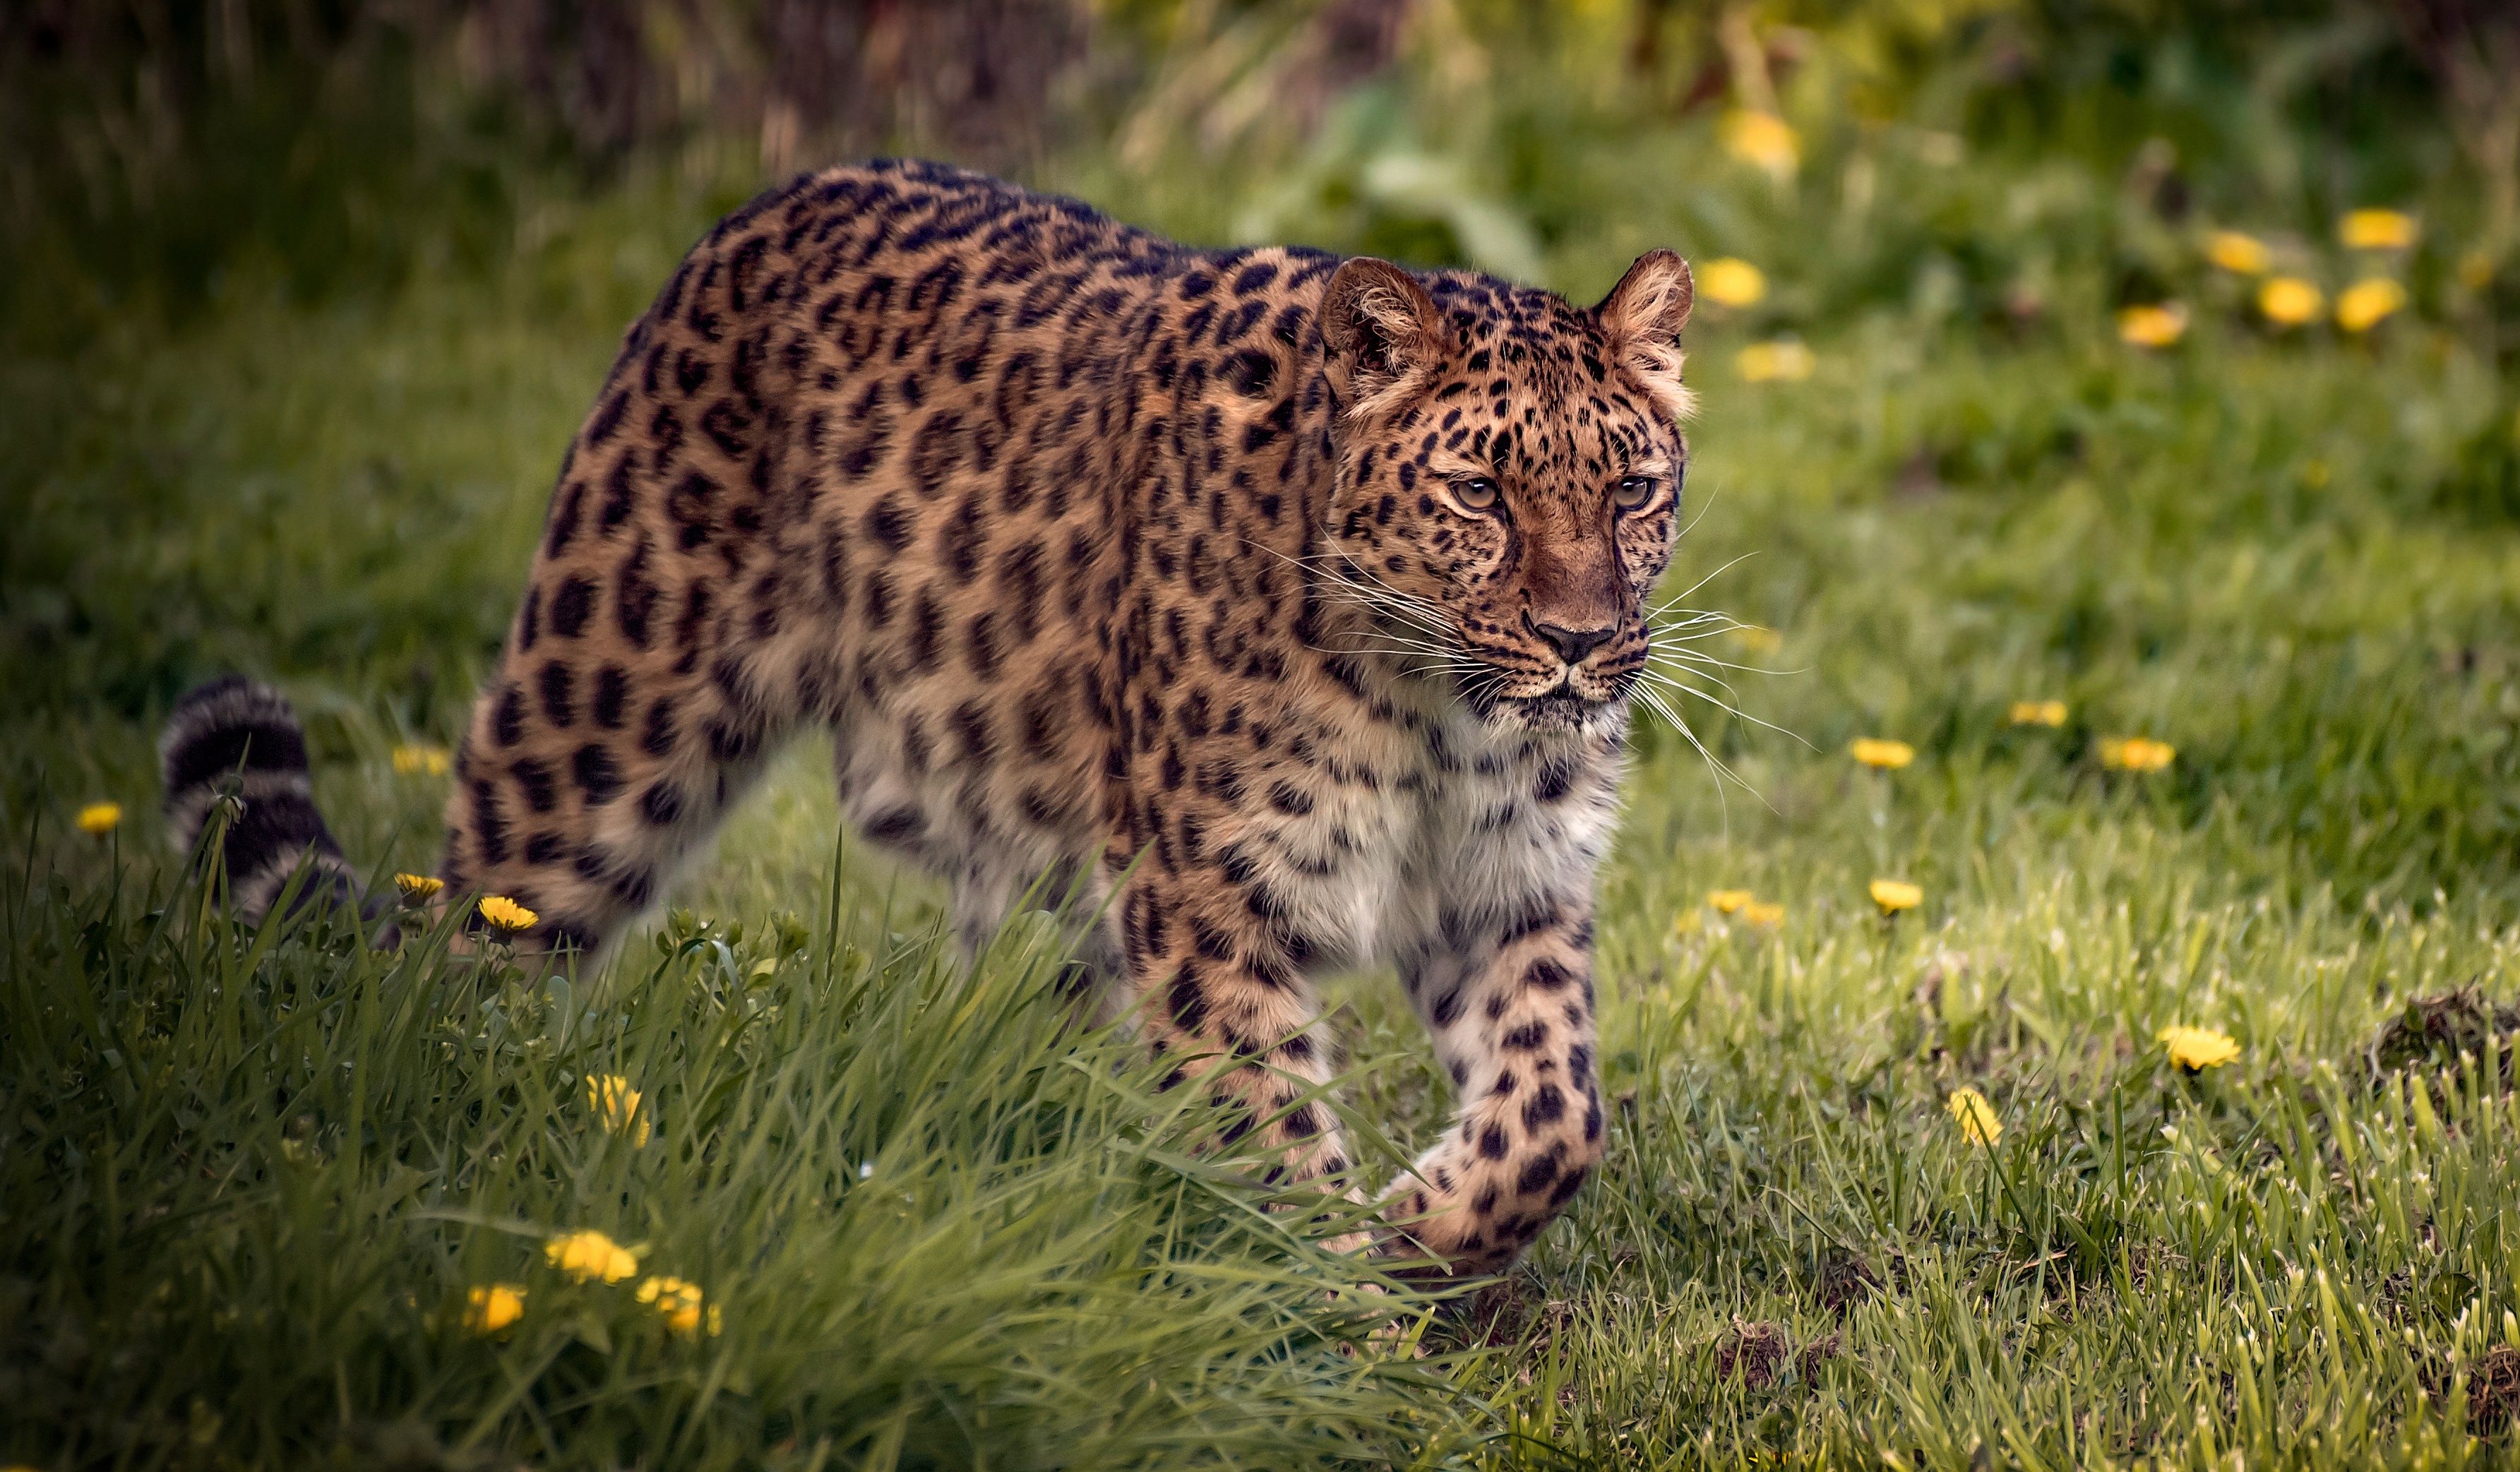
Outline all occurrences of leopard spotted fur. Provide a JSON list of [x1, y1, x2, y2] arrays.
[[164, 159, 1699, 1275]]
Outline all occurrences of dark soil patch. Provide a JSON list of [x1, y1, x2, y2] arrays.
[[1714, 1320, 1789, 1389], [1815, 1252, 1882, 1316], [2368, 987, 2520, 1083], [2473, 1345, 2520, 1430], [1712, 1320, 1841, 1391]]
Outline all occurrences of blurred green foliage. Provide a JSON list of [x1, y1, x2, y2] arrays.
[[4, 0, 2512, 335]]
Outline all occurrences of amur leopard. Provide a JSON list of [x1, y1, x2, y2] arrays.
[[162, 158, 1699, 1276]]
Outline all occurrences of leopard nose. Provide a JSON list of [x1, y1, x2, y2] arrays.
[[1534, 621, 1617, 665]]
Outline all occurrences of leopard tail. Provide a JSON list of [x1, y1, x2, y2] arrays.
[[159, 676, 369, 928]]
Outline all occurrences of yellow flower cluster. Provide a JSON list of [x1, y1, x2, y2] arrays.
[[462, 1230, 721, 1339], [1697, 257, 1767, 308], [1946, 1087, 2001, 1145], [1721, 110, 1798, 180], [586, 1075, 652, 1147], [1736, 340, 1815, 383], [463, 1283, 525, 1334], [2158, 1024, 2240, 1072], [2101, 737, 2176, 773], [2202, 211, 2423, 337], [2335, 278, 2406, 333], [2339, 209, 2418, 251], [479, 894, 538, 932], [77, 801, 123, 835], [2259, 277, 2323, 327], [2116, 303, 2187, 348], [391, 744, 452, 777], [2207, 230, 2271, 275], [637, 1274, 723, 1338], [1784, 710, 2194, 935], [546, 1229, 640, 1284], [1702, 889, 1784, 928]]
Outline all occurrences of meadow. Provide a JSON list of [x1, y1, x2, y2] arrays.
[[9, 3, 2520, 1466]]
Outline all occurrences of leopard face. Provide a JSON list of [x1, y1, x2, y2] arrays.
[[1318, 253, 1696, 734]]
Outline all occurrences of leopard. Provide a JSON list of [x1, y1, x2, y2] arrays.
[[160, 158, 1699, 1277]]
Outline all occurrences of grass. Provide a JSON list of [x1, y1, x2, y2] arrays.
[[12, 28, 2520, 1466], [4, 827, 1459, 1468]]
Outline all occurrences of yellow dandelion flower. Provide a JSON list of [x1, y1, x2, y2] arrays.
[[478, 894, 538, 933], [636, 1275, 722, 1337], [1869, 879, 1923, 915], [1741, 901, 1785, 928], [2116, 302, 2188, 347], [2010, 700, 2067, 727], [2258, 277, 2324, 328], [1720, 109, 1799, 179], [462, 1283, 525, 1334], [1707, 889, 1755, 915], [545, 1229, 640, 1284], [586, 1075, 651, 1147], [2101, 737, 2175, 773], [2334, 277, 2406, 333], [2158, 1024, 2241, 1072], [1671, 909, 1703, 938], [1947, 1087, 2001, 1145], [394, 872, 445, 903], [2339, 209, 2418, 251], [1851, 738, 1914, 770], [1736, 340, 1815, 383], [1697, 257, 1767, 309], [76, 802, 124, 835], [2206, 230, 2270, 275], [391, 744, 452, 777]]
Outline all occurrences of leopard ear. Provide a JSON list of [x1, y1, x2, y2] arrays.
[[1596, 249, 1695, 424], [1321, 258, 1445, 415]]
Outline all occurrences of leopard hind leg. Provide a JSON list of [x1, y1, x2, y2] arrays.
[[436, 600, 811, 962]]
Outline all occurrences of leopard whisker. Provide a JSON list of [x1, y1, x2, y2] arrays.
[[1671, 474, 1726, 544], [1650, 645, 1800, 678], [1269, 536, 1455, 640], [1636, 660, 1743, 704], [1301, 526, 1453, 618], [1630, 683, 1772, 822], [1647, 607, 1748, 635], [1647, 552, 1758, 616], [1634, 668, 1813, 748]]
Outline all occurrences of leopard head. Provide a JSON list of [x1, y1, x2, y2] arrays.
[[1318, 250, 1695, 734]]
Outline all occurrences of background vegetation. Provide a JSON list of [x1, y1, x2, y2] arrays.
[[9, 0, 2520, 1465]]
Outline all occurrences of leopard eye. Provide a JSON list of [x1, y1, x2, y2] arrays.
[[1452, 476, 1502, 512], [1613, 475, 1658, 511]]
